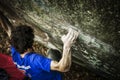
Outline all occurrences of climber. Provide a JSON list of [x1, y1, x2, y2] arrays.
[[9, 25, 79, 80]]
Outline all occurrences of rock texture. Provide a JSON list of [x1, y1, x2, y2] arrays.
[[0, 0, 120, 79]]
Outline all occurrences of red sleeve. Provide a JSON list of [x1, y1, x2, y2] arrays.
[[0, 53, 25, 80]]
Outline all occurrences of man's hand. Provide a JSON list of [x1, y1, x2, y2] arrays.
[[61, 28, 79, 48]]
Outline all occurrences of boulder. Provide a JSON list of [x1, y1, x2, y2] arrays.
[[0, 0, 120, 79]]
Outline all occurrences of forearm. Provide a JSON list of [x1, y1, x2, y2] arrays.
[[58, 45, 71, 72]]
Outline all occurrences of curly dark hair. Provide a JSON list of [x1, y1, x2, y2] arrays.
[[11, 25, 34, 54]]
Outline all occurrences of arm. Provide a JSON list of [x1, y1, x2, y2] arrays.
[[50, 28, 79, 72]]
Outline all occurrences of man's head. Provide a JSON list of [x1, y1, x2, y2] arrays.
[[11, 25, 34, 54]]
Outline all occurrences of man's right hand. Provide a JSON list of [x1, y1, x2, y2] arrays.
[[61, 28, 79, 48]]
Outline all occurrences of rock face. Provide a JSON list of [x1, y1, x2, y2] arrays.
[[0, 0, 120, 79]]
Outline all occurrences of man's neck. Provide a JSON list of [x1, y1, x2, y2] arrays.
[[20, 48, 32, 58], [20, 52, 28, 58]]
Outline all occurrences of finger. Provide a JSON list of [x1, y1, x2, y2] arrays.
[[66, 28, 72, 37], [61, 35, 66, 41], [71, 32, 76, 42], [74, 31, 79, 40], [67, 30, 74, 41], [73, 30, 79, 39], [65, 29, 73, 40], [71, 30, 79, 42]]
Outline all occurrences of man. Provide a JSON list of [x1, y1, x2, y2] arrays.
[[10, 25, 79, 80]]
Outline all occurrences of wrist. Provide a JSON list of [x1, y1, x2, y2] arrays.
[[63, 44, 71, 50]]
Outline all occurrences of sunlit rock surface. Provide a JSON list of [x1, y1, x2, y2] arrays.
[[0, 0, 120, 79]]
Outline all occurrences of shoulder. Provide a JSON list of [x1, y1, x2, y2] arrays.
[[27, 52, 46, 62], [28, 52, 52, 63], [27, 52, 42, 58]]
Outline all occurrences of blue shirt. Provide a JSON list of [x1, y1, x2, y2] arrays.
[[11, 46, 62, 80]]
